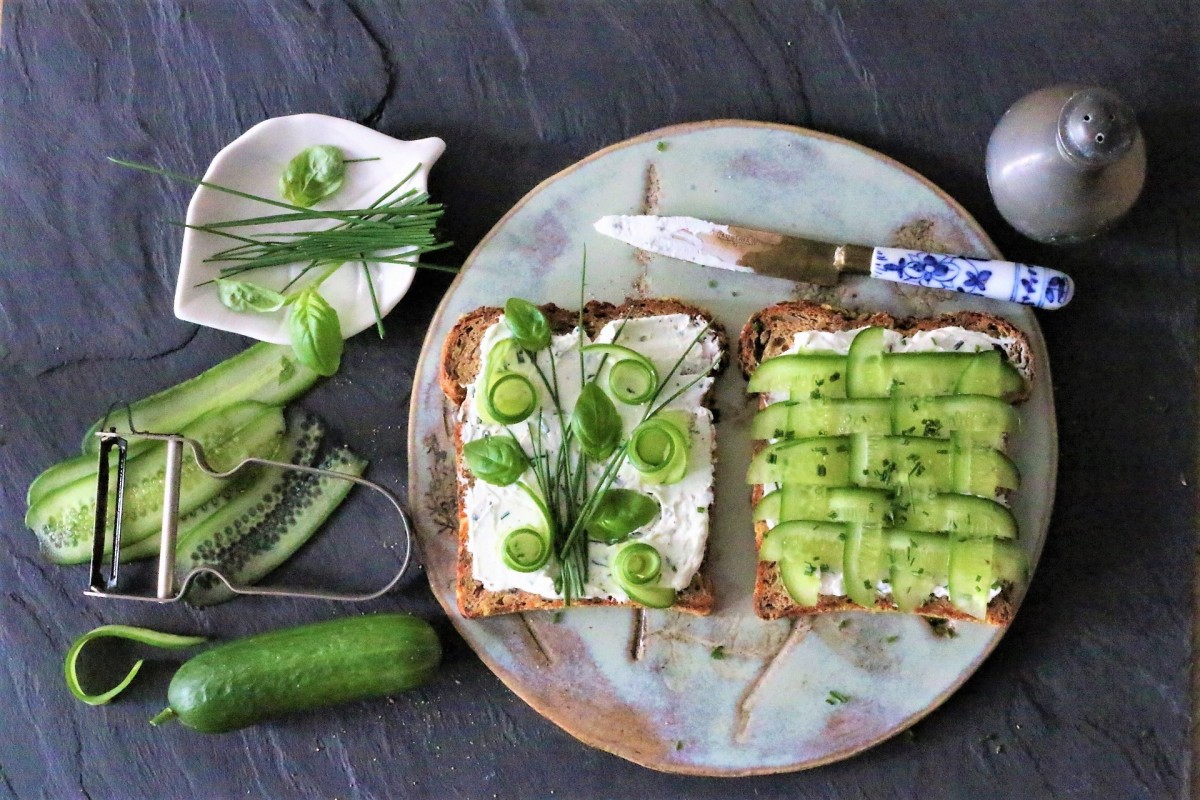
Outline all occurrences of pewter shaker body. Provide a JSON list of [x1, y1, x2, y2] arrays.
[[986, 85, 1145, 244]]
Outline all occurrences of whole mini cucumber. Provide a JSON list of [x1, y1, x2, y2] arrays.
[[151, 614, 440, 733]]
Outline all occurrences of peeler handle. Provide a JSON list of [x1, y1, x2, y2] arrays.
[[156, 437, 184, 600]]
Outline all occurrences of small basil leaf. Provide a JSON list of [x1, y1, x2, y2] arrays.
[[570, 382, 621, 460], [586, 489, 659, 544], [287, 288, 343, 377], [215, 278, 287, 313], [463, 436, 529, 486], [279, 145, 346, 207], [504, 298, 551, 352]]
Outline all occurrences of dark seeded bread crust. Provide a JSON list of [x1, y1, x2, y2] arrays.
[[740, 301, 1031, 625], [440, 298, 727, 619]]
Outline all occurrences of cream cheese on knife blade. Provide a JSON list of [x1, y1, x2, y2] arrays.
[[594, 214, 754, 272]]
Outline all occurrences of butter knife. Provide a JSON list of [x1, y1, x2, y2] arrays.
[[594, 214, 1074, 310]]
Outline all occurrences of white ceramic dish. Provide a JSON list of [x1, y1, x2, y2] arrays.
[[175, 114, 444, 343]]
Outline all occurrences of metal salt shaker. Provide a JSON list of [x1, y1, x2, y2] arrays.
[[986, 85, 1146, 244]]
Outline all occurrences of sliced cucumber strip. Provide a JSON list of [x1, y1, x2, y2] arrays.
[[80, 343, 318, 456], [761, 521, 846, 607], [120, 408, 324, 562], [746, 437, 850, 485], [27, 402, 286, 565], [948, 536, 996, 619], [752, 398, 891, 440], [886, 530, 948, 612], [846, 327, 889, 398], [180, 445, 367, 607], [843, 522, 887, 608], [746, 354, 847, 398]]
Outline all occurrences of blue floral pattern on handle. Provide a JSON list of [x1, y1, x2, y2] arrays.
[[870, 247, 1073, 310]]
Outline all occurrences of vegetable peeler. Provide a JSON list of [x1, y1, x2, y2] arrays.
[[86, 428, 413, 604]]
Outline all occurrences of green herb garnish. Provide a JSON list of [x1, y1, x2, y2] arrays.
[[826, 690, 850, 706], [287, 286, 343, 376], [110, 156, 453, 369], [463, 435, 530, 486], [279, 145, 348, 207], [585, 489, 659, 545]]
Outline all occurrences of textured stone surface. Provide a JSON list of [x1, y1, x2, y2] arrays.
[[0, 2, 1194, 798]]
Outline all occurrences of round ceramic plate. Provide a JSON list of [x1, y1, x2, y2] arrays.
[[407, 121, 1055, 775]]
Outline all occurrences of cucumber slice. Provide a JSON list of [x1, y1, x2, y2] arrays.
[[955, 349, 1024, 398], [843, 522, 887, 608], [897, 494, 1017, 539], [761, 521, 847, 606], [948, 536, 996, 619], [827, 487, 890, 524], [180, 445, 367, 606], [747, 437, 850, 485], [886, 530, 948, 611], [755, 485, 829, 522], [746, 354, 847, 399], [846, 327, 889, 398], [891, 395, 1019, 447], [27, 450, 123, 509], [80, 342, 318, 456], [751, 398, 891, 440], [27, 403, 286, 564], [118, 408, 324, 562], [993, 540, 1028, 583]]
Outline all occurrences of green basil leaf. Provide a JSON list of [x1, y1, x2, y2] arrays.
[[215, 278, 287, 313], [570, 382, 621, 460], [504, 298, 551, 352], [463, 435, 529, 486], [585, 489, 659, 544], [279, 145, 346, 207], [287, 288, 343, 377]]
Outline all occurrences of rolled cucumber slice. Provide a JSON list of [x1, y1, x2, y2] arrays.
[[179, 445, 367, 606], [80, 342, 318, 456], [27, 402, 286, 565]]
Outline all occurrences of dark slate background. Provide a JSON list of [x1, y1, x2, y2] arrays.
[[1, 2, 1195, 798]]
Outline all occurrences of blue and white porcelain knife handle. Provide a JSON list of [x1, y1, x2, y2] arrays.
[[868, 247, 1075, 310]]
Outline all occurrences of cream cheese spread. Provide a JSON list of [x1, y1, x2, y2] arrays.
[[760, 326, 1011, 603], [460, 313, 720, 601]]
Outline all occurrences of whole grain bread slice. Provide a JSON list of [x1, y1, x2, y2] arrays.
[[739, 300, 1032, 624], [440, 298, 727, 619]]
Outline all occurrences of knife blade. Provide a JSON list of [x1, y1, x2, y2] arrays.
[[593, 214, 1074, 310]]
